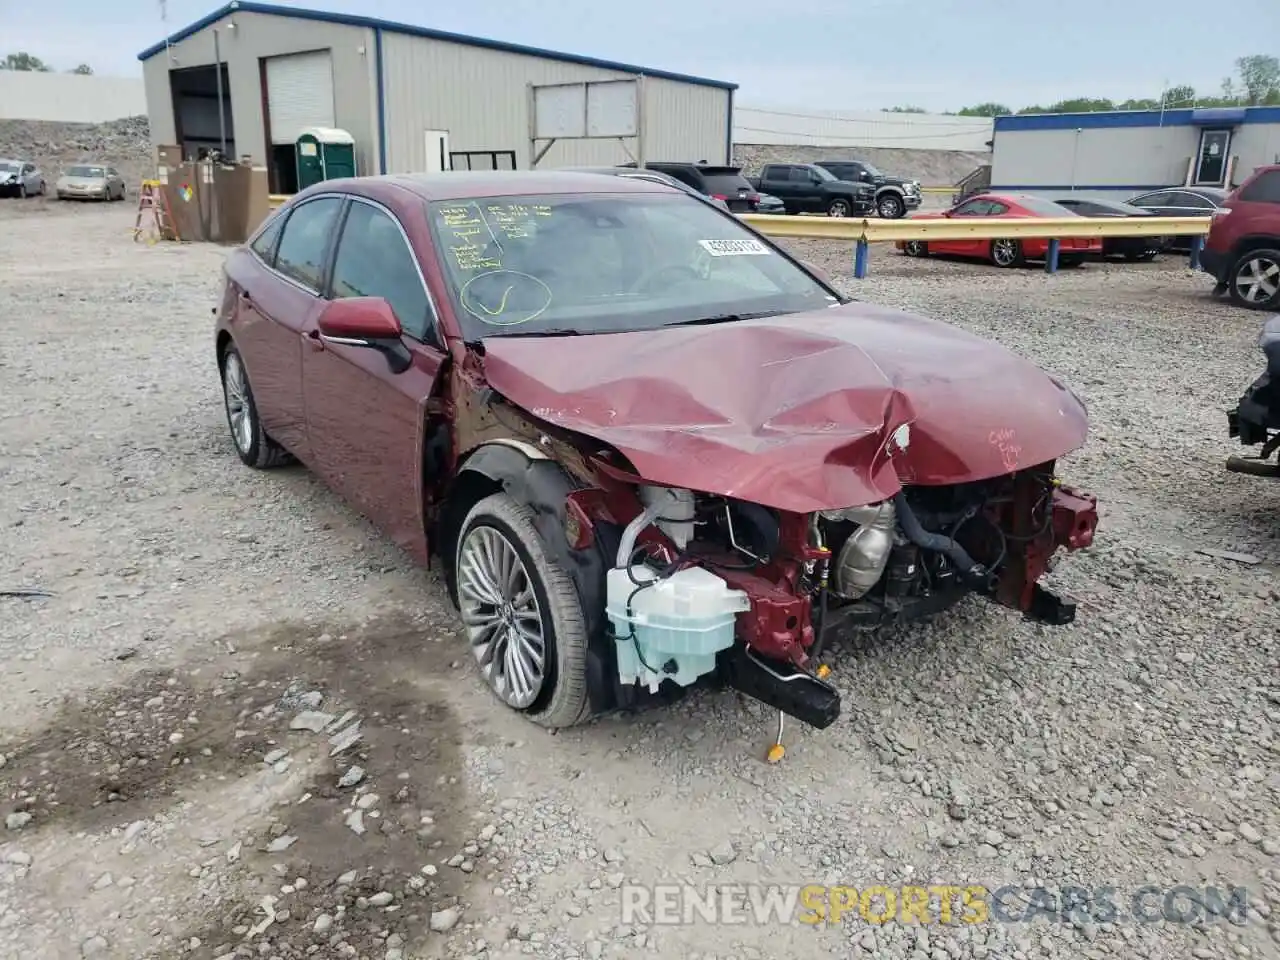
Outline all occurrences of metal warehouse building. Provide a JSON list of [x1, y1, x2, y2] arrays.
[[139, 0, 735, 193], [990, 106, 1280, 200]]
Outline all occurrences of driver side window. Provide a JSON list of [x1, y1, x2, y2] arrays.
[[953, 199, 992, 216]]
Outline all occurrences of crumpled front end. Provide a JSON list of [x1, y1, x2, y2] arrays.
[[1226, 315, 1280, 478]]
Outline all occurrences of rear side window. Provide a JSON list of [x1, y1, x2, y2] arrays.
[[1240, 170, 1280, 204], [274, 197, 342, 291], [250, 215, 284, 264], [1131, 192, 1172, 207]]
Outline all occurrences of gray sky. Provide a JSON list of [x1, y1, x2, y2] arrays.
[[8, 0, 1276, 112]]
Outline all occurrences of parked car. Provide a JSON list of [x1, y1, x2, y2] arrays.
[[55, 163, 127, 201], [747, 163, 876, 217], [564, 166, 730, 212], [0, 159, 45, 198], [619, 161, 760, 213], [756, 193, 786, 215], [215, 171, 1097, 733], [1053, 197, 1164, 261], [897, 192, 1103, 267], [1200, 164, 1280, 311], [1125, 186, 1226, 250], [1226, 314, 1280, 478], [814, 159, 922, 219]]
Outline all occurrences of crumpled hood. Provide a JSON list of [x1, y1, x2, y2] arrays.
[[481, 302, 1088, 513]]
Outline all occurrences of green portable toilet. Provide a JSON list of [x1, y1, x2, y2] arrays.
[[295, 127, 357, 188]]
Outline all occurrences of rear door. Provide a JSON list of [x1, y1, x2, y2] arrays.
[[301, 195, 448, 559], [234, 196, 344, 461]]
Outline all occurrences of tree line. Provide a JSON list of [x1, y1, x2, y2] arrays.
[[1, 52, 93, 75], [892, 55, 1280, 117]]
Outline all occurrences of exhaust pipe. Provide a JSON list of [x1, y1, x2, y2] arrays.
[[1226, 455, 1280, 478], [721, 647, 841, 729]]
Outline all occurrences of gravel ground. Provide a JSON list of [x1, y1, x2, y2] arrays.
[[1, 199, 1278, 960]]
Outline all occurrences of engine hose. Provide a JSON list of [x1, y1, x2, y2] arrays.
[[891, 492, 991, 587]]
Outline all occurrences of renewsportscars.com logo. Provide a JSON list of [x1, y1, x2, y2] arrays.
[[620, 884, 1251, 927]]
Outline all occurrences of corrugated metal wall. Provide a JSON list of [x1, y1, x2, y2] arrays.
[[991, 126, 1196, 193], [380, 32, 728, 172], [734, 105, 993, 152], [0, 73, 147, 123], [990, 123, 1280, 197], [142, 10, 378, 174]]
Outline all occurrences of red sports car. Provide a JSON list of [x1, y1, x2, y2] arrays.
[[896, 192, 1103, 267], [215, 172, 1098, 735]]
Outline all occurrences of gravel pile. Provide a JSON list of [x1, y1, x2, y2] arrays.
[[0, 115, 152, 188], [0, 206, 1277, 960]]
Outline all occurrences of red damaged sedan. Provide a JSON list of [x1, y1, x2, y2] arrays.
[[896, 192, 1103, 267], [215, 171, 1098, 733]]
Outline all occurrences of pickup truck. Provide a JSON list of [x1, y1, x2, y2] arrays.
[[814, 159, 921, 219], [747, 163, 876, 217]]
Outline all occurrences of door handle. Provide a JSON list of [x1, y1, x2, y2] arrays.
[[238, 290, 252, 304]]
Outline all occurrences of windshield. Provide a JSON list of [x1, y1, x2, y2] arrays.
[[811, 166, 838, 182], [861, 163, 882, 177], [66, 165, 105, 177], [427, 193, 838, 340]]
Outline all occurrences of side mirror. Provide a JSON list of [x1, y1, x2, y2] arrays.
[[317, 297, 411, 373], [318, 296, 402, 343]]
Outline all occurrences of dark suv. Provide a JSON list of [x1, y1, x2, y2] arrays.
[[622, 162, 760, 213], [1202, 165, 1280, 310], [815, 159, 921, 219]]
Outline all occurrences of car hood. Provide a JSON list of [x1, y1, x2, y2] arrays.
[[827, 178, 874, 193], [58, 176, 105, 187], [480, 303, 1089, 513]]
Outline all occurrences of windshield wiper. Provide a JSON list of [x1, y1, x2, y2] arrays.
[[667, 310, 787, 327]]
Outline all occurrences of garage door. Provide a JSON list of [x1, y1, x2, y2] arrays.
[[266, 51, 335, 145]]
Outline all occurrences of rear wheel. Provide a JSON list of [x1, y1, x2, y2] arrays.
[[1228, 248, 1280, 310], [455, 492, 592, 729], [990, 238, 1025, 268], [902, 240, 929, 258], [877, 193, 905, 219], [220, 344, 294, 468]]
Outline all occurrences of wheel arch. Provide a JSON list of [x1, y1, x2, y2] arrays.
[[1231, 235, 1280, 260], [435, 441, 623, 714]]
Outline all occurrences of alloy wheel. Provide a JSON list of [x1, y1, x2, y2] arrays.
[[827, 200, 850, 217], [878, 196, 903, 218], [222, 352, 254, 454], [458, 525, 547, 709], [1235, 254, 1280, 305], [992, 239, 1018, 266]]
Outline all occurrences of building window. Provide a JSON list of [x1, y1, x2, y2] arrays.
[[449, 150, 517, 172]]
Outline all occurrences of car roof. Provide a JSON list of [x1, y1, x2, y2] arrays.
[[348, 171, 675, 202]]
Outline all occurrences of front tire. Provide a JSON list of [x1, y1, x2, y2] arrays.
[[455, 492, 592, 729], [990, 238, 1025, 268], [902, 240, 929, 258], [877, 193, 905, 219], [18, 184, 27, 199], [220, 344, 293, 468], [826, 198, 852, 218], [1228, 248, 1280, 310]]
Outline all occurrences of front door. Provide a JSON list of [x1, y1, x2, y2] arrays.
[[301, 196, 447, 560], [1195, 129, 1231, 186]]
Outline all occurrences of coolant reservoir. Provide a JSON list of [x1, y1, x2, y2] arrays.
[[607, 564, 749, 692]]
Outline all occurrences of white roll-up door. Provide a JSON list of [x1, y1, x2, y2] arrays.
[[265, 51, 335, 145]]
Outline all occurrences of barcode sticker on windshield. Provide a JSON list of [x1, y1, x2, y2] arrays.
[[698, 238, 771, 257]]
